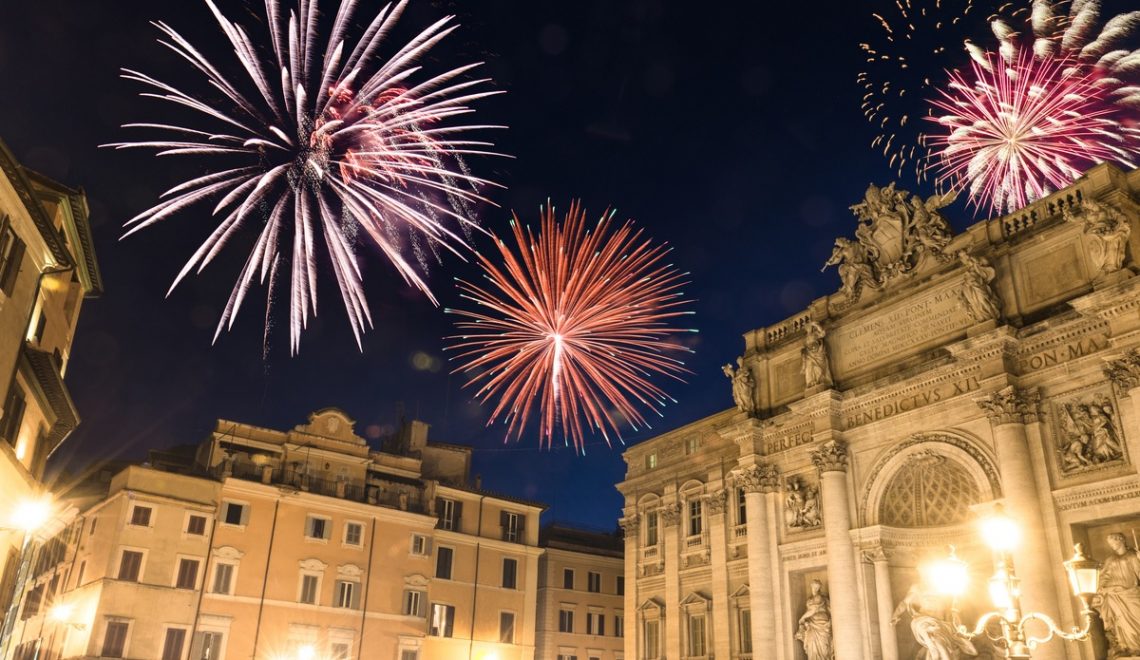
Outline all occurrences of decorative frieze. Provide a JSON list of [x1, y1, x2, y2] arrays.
[[1053, 390, 1126, 474], [975, 386, 1043, 425], [1104, 349, 1140, 392], [784, 475, 822, 531], [811, 439, 850, 473], [738, 463, 781, 494]]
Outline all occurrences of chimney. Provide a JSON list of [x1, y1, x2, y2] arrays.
[[474, 474, 482, 490]]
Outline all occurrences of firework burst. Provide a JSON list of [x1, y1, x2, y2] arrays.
[[928, 48, 1138, 214], [108, 0, 506, 354], [446, 202, 696, 452]]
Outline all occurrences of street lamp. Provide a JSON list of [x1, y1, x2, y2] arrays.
[[925, 505, 1099, 659], [0, 495, 56, 658]]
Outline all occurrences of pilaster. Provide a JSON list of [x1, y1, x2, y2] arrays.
[[619, 513, 639, 660], [659, 500, 682, 659], [706, 487, 732, 657], [738, 462, 780, 659], [812, 439, 866, 660]]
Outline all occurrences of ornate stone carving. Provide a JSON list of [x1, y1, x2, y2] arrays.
[[956, 251, 1002, 322], [784, 476, 822, 530], [879, 452, 980, 528], [658, 502, 681, 527], [801, 322, 834, 388], [1097, 533, 1140, 657], [795, 578, 834, 660], [337, 563, 363, 578], [892, 583, 977, 659], [723, 356, 757, 415], [1055, 393, 1125, 473], [1066, 199, 1131, 276], [811, 439, 850, 473], [738, 463, 781, 494], [1104, 349, 1140, 392], [705, 489, 728, 515], [975, 386, 1042, 426], [298, 557, 329, 572], [824, 183, 957, 301], [618, 515, 639, 537]]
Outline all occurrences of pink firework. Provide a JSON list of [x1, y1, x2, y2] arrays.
[[927, 48, 1139, 214], [446, 202, 696, 451], [107, 0, 505, 354]]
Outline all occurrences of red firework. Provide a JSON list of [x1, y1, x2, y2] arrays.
[[446, 202, 695, 451], [927, 48, 1139, 214]]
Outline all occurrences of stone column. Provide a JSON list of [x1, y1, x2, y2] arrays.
[[868, 549, 898, 660], [1104, 349, 1140, 461], [706, 489, 732, 657], [619, 514, 639, 660], [976, 386, 1064, 660], [812, 439, 866, 660], [660, 502, 683, 659], [739, 463, 780, 659]]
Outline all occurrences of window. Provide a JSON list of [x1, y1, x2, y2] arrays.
[[587, 611, 605, 635], [646, 452, 657, 470], [737, 487, 748, 525], [685, 437, 699, 455], [0, 221, 25, 297], [175, 558, 200, 589], [617, 576, 625, 596], [344, 522, 363, 546], [644, 510, 659, 546], [212, 562, 235, 594], [118, 550, 143, 581], [222, 501, 248, 526], [739, 608, 753, 654], [501, 511, 522, 542], [644, 620, 661, 659], [403, 590, 425, 617], [688, 499, 703, 537], [587, 571, 601, 593], [438, 498, 461, 531], [436, 547, 454, 580], [410, 534, 428, 556], [400, 651, 419, 660], [102, 620, 129, 658], [22, 585, 42, 619], [558, 609, 574, 633], [688, 614, 707, 657], [1, 386, 26, 447], [162, 628, 187, 660], [430, 603, 455, 637], [557, 655, 578, 660], [330, 642, 350, 660], [305, 515, 330, 540], [563, 568, 574, 590], [190, 631, 224, 660], [499, 611, 515, 644], [129, 505, 153, 527], [334, 580, 358, 609], [494, 557, 515, 589], [75, 560, 86, 587], [187, 514, 208, 535], [615, 615, 624, 638], [299, 574, 319, 604]]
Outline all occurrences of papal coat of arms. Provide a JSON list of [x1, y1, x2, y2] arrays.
[[824, 183, 957, 301]]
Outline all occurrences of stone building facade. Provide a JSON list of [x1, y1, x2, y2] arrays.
[[0, 138, 101, 651], [618, 164, 1140, 660], [535, 524, 625, 660], [6, 409, 545, 660]]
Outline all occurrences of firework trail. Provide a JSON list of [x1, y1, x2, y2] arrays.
[[928, 49, 1138, 214], [108, 0, 506, 354], [446, 202, 696, 452]]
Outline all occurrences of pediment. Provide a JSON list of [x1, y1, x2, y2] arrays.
[[679, 591, 711, 606], [299, 557, 329, 572], [293, 408, 366, 446], [730, 584, 750, 599], [337, 563, 363, 579], [213, 545, 245, 560], [638, 597, 664, 612], [404, 573, 429, 588]]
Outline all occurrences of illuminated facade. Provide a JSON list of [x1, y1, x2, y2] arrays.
[[6, 410, 544, 660], [619, 165, 1140, 660], [0, 138, 102, 649]]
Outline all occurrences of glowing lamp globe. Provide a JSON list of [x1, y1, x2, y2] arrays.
[[1063, 544, 1100, 598], [9, 496, 52, 533], [980, 507, 1020, 554], [295, 645, 317, 660], [49, 603, 74, 623], [926, 546, 969, 598]]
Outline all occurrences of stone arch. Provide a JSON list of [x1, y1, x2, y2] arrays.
[[861, 431, 1001, 528]]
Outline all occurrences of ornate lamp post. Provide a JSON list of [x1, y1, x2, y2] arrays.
[[0, 495, 55, 658], [926, 506, 1099, 659]]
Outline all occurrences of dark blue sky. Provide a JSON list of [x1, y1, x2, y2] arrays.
[[3, 0, 1117, 529]]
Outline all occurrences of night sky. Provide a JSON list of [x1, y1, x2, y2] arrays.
[[1, 0, 1125, 530]]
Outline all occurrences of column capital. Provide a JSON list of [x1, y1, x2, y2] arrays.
[[706, 489, 729, 515], [1104, 348, 1140, 392], [658, 502, 682, 527], [618, 515, 639, 537], [975, 385, 1043, 425], [811, 439, 849, 474], [738, 463, 781, 493]]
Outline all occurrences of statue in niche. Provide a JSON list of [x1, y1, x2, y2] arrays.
[[956, 252, 1001, 322], [801, 321, 834, 389], [1065, 199, 1131, 276], [1095, 534, 1140, 657], [1057, 396, 1124, 472], [824, 237, 880, 300], [785, 477, 821, 530], [723, 357, 757, 415], [892, 583, 977, 660], [796, 579, 834, 660]]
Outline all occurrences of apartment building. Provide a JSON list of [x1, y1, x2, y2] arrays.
[[535, 525, 624, 660]]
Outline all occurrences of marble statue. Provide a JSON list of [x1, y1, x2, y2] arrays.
[[796, 579, 834, 660], [824, 237, 879, 300], [1066, 199, 1131, 276], [785, 478, 822, 530], [723, 357, 757, 415], [956, 252, 1001, 322], [801, 321, 834, 388], [1096, 533, 1140, 656], [892, 584, 977, 660], [1057, 396, 1123, 472]]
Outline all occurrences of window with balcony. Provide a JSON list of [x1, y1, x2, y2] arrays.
[[645, 511, 658, 546], [688, 499, 703, 538], [737, 487, 748, 526]]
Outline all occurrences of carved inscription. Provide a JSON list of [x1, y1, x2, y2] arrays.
[[829, 286, 972, 375], [845, 375, 981, 429], [1018, 335, 1106, 373], [765, 430, 815, 455]]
